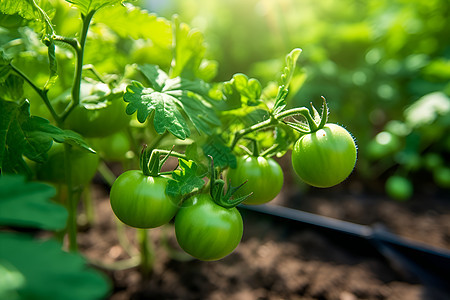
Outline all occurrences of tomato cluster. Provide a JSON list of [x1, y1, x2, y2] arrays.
[[109, 123, 357, 261]]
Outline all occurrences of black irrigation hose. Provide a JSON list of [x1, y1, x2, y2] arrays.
[[238, 204, 450, 294]]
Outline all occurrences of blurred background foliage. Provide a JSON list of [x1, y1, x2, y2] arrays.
[[144, 0, 450, 198], [1, 0, 448, 199]]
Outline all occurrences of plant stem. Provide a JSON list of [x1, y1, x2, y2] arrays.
[[98, 161, 117, 187], [10, 64, 62, 125], [230, 106, 319, 150], [138, 229, 154, 277], [64, 143, 78, 252], [82, 185, 95, 225], [61, 10, 96, 122]]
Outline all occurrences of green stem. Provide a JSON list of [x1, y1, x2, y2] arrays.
[[146, 149, 187, 177], [61, 10, 96, 122], [230, 116, 277, 150], [10, 64, 62, 125], [138, 229, 154, 277], [64, 144, 78, 252], [52, 35, 79, 51], [115, 219, 136, 257], [230, 106, 320, 150], [97, 161, 117, 187], [275, 107, 318, 131], [82, 185, 95, 225]]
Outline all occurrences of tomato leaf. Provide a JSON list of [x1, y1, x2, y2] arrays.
[[222, 73, 262, 109], [170, 16, 218, 82], [166, 159, 205, 198], [123, 65, 220, 139], [65, 0, 122, 15], [0, 51, 12, 82], [202, 135, 236, 169], [0, 0, 42, 21], [124, 81, 191, 140], [0, 100, 94, 175], [95, 3, 172, 48], [0, 175, 67, 230], [272, 48, 302, 115], [0, 232, 110, 300], [0, 74, 24, 101]]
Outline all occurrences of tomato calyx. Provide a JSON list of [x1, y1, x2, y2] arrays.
[[209, 156, 252, 209], [279, 97, 329, 134], [139, 145, 187, 177]]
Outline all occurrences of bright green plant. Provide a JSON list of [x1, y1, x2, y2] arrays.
[[0, 0, 357, 274], [0, 175, 110, 300]]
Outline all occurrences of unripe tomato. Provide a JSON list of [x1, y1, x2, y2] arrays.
[[90, 131, 131, 162], [110, 170, 179, 228], [227, 155, 283, 205], [65, 94, 130, 138], [36, 142, 99, 186], [291, 123, 357, 188], [385, 175, 413, 201], [174, 194, 243, 261], [434, 167, 450, 188]]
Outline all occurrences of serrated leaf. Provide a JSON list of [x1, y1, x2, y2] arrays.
[[0, 74, 24, 101], [222, 73, 262, 109], [138, 64, 169, 91], [0, 0, 41, 21], [0, 51, 12, 82], [0, 232, 110, 300], [65, 0, 122, 15], [0, 0, 56, 34], [166, 159, 205, 198], [202, 135, 236, 169], [0, 100, 93, 175], [272, 48, 302, 115], [124, 65, 220, 139], [124, 82, 190, 140], [0, 175, 67, 230], [170, 16, 217, 81], [95, 3, 172, 47]]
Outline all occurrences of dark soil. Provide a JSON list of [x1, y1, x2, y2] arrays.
[[78, 168, 450, 300]]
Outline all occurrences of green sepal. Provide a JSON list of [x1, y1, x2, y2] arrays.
[[208, 156, 252, 209]]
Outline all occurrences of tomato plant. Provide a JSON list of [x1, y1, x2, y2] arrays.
[[65, 93, 130, 138], [90, 131, 131, 162], [0, 0, 360, 276], [110, 170, 179, 228], [174, 193, 243, 261], [36, 142, 99, 187], [227, 155, 283, 205], [291, 123, 357, 188], [385, 175, 413, 201]]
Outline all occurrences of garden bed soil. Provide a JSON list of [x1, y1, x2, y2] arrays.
[[78, 170, 450, 300]]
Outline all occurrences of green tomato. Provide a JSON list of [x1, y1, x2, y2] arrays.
[[65, 95, 130, 138], [291, 123, 357, 188], [227, 155, 283, 205], [36, 143, 99, 186], [385, 175, 413, 201], [110, 170, 179, 228], [434, 167, 450, 188], [174, 194, 243, 261], [90, 131, 131, 162]]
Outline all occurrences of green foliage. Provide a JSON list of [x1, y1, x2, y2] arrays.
[[0, 175, 110, 299], [166, 159, 205, 198], [0, 175, 66, 230], [159, 0, 450, 194], [0, 100, 93, 175], [0, 233, 110, 300], [65, 0, 122, 15], [123, 64, 220, 139]]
